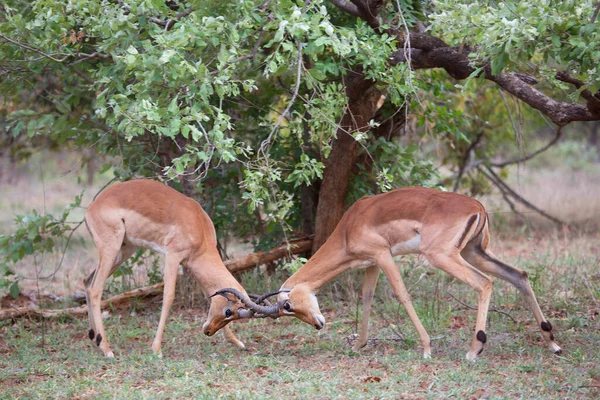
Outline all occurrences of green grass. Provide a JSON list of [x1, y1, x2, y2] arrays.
[[2, 150, 600, 398], [1, 232, 599, 399]]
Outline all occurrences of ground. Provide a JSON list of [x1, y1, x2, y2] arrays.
[[1, 145, 599, 399], [1, 231, 599, 399]]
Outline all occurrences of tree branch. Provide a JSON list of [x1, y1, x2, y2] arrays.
[[555, 71, 600, 114], [0, 34, 69, 63], [328, 0, 361, 17], [389, 38, 600, 125], [478, 165, 564, 225], [491, 126, 563, 167], [349, 0, 383, 31], [453, 131, 484, 192], [225, 239, 312, 274], [592, 2, 600, 23], [0, 283, 164, 320]]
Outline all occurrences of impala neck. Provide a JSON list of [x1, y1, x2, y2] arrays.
[[282, 229, 351, 292], [187, 250, 245, 296]]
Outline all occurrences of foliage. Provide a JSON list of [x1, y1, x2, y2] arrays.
[[1, 0, 599, 293], [0, 194, 82, 296], [431, 1, 600, 82], [0, 1, 423, 238]]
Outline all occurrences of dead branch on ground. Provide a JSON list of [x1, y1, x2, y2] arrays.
[[0, 239, 312, 321]]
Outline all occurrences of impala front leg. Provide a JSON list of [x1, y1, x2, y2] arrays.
[[151, 254, 181, 357], [222, 325, 245, 349], [376, 252, 432, 358], [352, 265, 380, 352]]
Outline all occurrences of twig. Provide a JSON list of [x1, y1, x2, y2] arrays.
[[479, 165, 564, 225], [453, 131, 484, 192], [491, 126, 563, 167], [447, 292, 518, 323], [373, 307, 407, 347], [209, 29, 266, 76], [0, 34, 69, 63], [259, 40, 303, 157], [592, 2, 600, 23]]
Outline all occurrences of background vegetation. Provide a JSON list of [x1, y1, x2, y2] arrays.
[[1, 0, 600, 398]]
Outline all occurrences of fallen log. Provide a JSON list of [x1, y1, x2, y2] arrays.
[[225, 239, 312, 274], [0, 239, 312, 320], [0, 283, 164, 320]]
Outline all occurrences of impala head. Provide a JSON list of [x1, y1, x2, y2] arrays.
[[202, 291, 253, 337], [276, 284, 325, 330]]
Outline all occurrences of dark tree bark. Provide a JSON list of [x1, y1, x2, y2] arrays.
[[312, 69, 385, 253]]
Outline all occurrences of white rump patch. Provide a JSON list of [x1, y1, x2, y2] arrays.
[[390, 234, 421, 256]]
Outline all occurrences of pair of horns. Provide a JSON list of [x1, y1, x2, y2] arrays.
[[210, 288, 289, 317]]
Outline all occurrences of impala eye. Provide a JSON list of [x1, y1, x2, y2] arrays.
[[283, 301, 292, 312], [225, 308, 233, 318]]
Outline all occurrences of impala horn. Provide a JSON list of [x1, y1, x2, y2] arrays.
[[210, 288, 281, 316]]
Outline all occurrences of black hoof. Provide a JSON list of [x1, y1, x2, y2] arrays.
[[476, 330, 487, 344]]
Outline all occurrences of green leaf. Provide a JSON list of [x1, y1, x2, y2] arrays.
[[9, 281, 20, 299], [491, 52, 508, 75]]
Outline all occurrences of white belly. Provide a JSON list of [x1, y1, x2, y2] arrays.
[[390, 234, 420, 256], [125, 235, 167, 255]]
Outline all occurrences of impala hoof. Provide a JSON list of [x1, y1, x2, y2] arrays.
[[550, 343, 562, 354]]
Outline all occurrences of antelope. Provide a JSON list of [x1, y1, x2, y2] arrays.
[[83, 179, 266, 358], [222, 187, 562, 360]]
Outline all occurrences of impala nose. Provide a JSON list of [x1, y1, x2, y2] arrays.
[[314, 314, 325, 330], [202, 321, 213, 336]]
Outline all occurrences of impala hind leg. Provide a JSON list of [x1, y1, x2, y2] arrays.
[[424, 251, 494, 361], [85, 244, 136, 357], [462, 245, 561, 354], [376, 252, 432, 358], [85, 245, 136, 339], [151, 254, 183, 357], [352, 265, 380, 352], [85, 242, 135, 358]]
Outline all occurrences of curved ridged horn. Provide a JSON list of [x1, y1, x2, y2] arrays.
[[254, 289, 290, 305], [237, 308, 255, 319], [210, 288, 279, 316]]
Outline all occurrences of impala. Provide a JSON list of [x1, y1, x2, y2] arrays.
[[223, 187, 562, 360], [83, 179, 264, 358]]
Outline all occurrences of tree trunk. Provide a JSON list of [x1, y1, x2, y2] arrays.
[[312, 70, 385, 253]]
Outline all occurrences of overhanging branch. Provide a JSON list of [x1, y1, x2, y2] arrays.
[[330, 0, 600, 125]]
